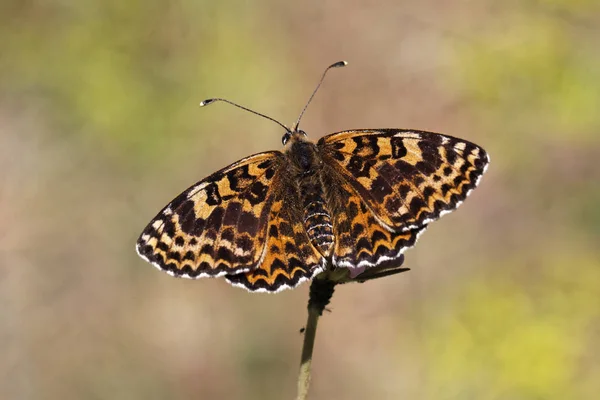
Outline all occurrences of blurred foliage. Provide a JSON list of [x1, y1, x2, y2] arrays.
[[0, 0, 296, 160], [456, 0, 600, 152], [424, 251, 600, 399], [1, 0, 598, 399]]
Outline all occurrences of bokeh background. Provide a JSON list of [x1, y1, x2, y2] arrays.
[[2, 0, 599, 399]]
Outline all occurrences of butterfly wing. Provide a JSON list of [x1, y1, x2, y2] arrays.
[[320, 161, 427, 271], [226, 170, 325, 292], [318, 129, 489, 232], [136, 151, 285, 278]]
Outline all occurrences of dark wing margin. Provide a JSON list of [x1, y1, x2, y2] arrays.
[[136, 151, 284, 279], [318, 129, 490, 232]]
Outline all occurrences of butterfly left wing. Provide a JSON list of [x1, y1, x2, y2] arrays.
[[226, 170, 326, 292], [318, 129, 489, 232], [136, 151, 284, 279]]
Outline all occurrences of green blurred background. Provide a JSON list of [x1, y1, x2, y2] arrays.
[[1, 0, 599, 399]]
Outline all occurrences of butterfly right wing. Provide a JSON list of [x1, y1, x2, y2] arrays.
[[320, 161, 427, 273], [319, 129, 490, 232], [136, 151, 284, 278]]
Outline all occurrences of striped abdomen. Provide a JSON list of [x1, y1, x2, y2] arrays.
[[300, 180, 334, 257]]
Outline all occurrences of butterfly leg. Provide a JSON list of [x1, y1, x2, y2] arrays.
[[351, 266, 411, 283], [345, 254, 410, 283]]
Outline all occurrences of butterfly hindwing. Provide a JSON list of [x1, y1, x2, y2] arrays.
[[320, 162, 427, 272], [136, 151, 284, 278], [226, 170, 325, 292], [319, 129, 490, 232]]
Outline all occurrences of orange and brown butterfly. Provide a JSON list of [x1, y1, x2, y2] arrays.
[[136, 61, 490, 293]]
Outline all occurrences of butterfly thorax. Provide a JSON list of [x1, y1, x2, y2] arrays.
[[285, 134, 335, 257]]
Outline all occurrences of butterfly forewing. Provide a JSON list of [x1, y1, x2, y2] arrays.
[[136, 151, 284, 278], [319, 129, 490, 232]]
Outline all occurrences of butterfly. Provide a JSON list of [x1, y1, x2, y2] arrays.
[[136, 61, 490, 293]]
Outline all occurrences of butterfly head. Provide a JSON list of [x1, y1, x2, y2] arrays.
[[281, 129, 308, 146]]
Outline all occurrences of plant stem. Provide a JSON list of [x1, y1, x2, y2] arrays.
[[295, 257, 408, 398], [296, 278, 336, 400], [296, 305, 320, 400]]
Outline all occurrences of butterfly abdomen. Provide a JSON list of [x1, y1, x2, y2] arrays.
[[300, 179, 334, 257]]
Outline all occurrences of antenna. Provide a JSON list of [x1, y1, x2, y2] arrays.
[[199, 98, 290, 133], [292, 60, 347, 132]]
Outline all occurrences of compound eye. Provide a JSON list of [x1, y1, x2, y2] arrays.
[[282, 132, 291, 145], [299, 130, 308, 137]]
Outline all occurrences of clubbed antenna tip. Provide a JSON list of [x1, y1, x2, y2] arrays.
[[330, 61, 348, 68], [199, 99, 216, 107]]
